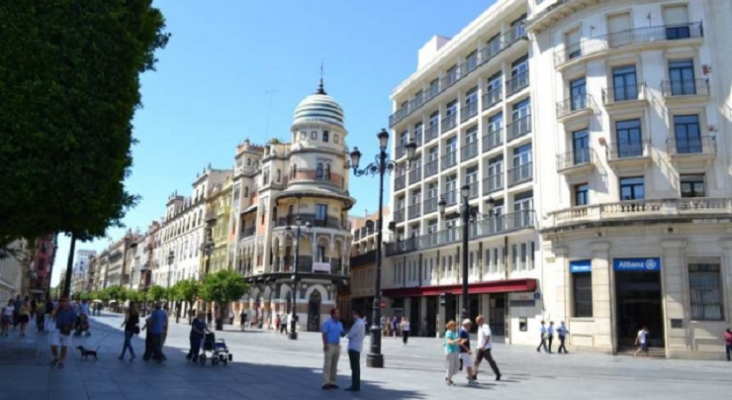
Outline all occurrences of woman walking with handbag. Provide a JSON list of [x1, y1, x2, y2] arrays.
[[119, 302, 140, 361]]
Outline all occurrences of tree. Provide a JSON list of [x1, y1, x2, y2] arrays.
[[0, 0, 171, 298], [200, 270, 248, 330], [146, 285, 165, 302], [127, 289, 144, 303]]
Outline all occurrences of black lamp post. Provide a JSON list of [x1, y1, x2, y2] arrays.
[[285, 215, 311, 340], [166, 250, 174, 306], [349, 128, 417, 368], [439, 184, 472, 322]]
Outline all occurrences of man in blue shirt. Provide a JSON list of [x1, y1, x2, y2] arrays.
[[346, 309, 366, 392], [50, 298, 76, 369], [321, 308, 345, 390], [146, 302, 168, 362]]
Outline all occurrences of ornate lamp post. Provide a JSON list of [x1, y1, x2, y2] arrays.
[[349, 128, 417, 368], [285, 215, 312, 340], [166, 250, 174, 305], [439, 184, 471, 322]]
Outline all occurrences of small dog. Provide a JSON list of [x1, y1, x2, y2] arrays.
[[76, 345, 99, 360]]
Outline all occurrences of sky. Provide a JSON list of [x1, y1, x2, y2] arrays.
[[51, 0, 496, 286]]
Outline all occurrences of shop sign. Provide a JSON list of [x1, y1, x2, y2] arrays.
[[569, 259, 591, 273], [613, 257, 661, 272]]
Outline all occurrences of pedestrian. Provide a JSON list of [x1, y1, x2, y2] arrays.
[[444, 320, 460, 386], [472, 315, 501, 381], [44, 298, 55, 333], [187, 312, 207, 362], [35, 301, 46, 333], [634, 326, 650, 358], [145, 302, 168, 362], [118, 302, 140, 361], [239, 310, 247, 331], [346, 309, 366, 392], [557, 321, 569, 354], [458, 319, 476, 384], [400, 317, 410, 345], [50, 297, 76, 369], [18, 299, 31, 337], [1, 299, 14, 336], [30, 298, 37, 320], [321, 308, 345, 390], [723, 328, 732, 362], [547, 321, 555, 353], [280, 313, 289, 334], [537, 320, 549, 353], [12, 295, 22, 329], [392, 316, 399, 337]]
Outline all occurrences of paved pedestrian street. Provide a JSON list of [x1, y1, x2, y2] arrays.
[[0, 313, 729, 400]]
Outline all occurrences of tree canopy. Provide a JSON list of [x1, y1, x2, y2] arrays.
[[0, 0, 170, 295], [171, 279, 201, 305], [146, 285, 166, 302], [200, 270, 248, 305]]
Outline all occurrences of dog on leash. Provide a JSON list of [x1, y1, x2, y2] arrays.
[[76, 345, 99, 360]]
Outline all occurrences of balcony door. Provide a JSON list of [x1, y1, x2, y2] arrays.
[[612, 65, 638, 102], [615, 119, 643, 157], [570, 77, 587, 111], [673, 115, 702, 153], [572, 129, 590, 165], [668, 59, 696, 95], [444, 175, 457, 205], [513, 192, 533, 228]]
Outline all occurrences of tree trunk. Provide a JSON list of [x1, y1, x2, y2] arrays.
[[62, 233, 76, 298]]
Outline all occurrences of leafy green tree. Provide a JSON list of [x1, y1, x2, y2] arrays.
[[200, 270, 248, 330], [146, 285, 165, 302], [176, 279, 201, 312], [127, 290, 144, 303], [0, 0, 171, 297]]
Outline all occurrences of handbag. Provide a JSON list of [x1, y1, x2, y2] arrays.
[[133, 325, 141, 335]]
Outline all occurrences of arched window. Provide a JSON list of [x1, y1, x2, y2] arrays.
[[292, 164, 297, 178], [244, 186, 249, 197], [325, 163, 331, 179], [316, 162, 324, 179], [276, 169, 281, 182], [334, 134, 339, 144], [323, 130, 329, 142]]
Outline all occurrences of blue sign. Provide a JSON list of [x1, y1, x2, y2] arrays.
[[613, 257, 661, 272], [569, 260, 591, 273]]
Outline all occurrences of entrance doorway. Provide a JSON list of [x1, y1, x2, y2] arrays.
[[409, 297, 421, 336], [489, 294, 506, 339], [307, 290, 322, 332], [615, 271, 664, 348], [425, 297, 437, 337]]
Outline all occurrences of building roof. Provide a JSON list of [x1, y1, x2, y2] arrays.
[[292, 80, 344, 128]]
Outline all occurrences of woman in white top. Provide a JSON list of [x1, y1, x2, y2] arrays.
[[1, 300, 14, 337], [634, 326, 650, 358], [400, 317, 410, 345]]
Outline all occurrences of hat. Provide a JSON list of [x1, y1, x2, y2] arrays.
[[462, 319, 472, 326]]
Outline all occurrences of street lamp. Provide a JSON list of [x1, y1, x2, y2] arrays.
[[349, 128, 417, 368], [285, 215, 311, 340], [438, 184, 471, 322], [166, 250, 174, 305]]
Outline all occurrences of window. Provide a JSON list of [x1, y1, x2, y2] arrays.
[[574, 183, 589, 206], [565, 28, 581, 59], [572, 129, 590, 165], [663, 5, 690, 39], [317, 245, 326, 262], [466, 50, 478, 72], [570, 77, 587, 111], [334, 134, 339, 144], [311, 131, 317, 139], [612, 65, 638, 101], [322, 131, 329, 142], [300, 131, 306, 141], [572, 270, 593, 317], [619, 176, 644, 200], [315, 204, 328, 224], [244, 186, 249, 198], [325, 163, 331, 179], [615, 119, 643, 157], [680, 174, 705, 198], [276, 169, 281, 182], [689, 263, 724, 320], [607, 13, 632, 47], [37, 259, 45, 271], [673, 115, 702, 153], [668, 59, 696, 95], [316, 162, 324, 179]]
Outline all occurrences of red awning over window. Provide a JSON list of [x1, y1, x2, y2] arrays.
[[382, 278, 537, 298]]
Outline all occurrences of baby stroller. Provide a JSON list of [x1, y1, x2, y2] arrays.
[[199, 332, 232, 366], [73, 315, 91, 337]]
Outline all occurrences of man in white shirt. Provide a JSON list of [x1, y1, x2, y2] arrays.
[[473, 315, 501, 381], [346, 309, 366, 392]]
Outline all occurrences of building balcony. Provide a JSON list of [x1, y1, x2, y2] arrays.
[[424, 197, 438, 215], [394, 175, 406, 192], [460, 102, 479, 123], [544, 197, 732, 232], [394, 209, 405, 223], [667, 136, 716, 168], [239, 226, 256, 239], [661, 79, 710, 103], [385, 210, 536, 257], [554, 22, 704, 70], [506, 70, 529, 97], [350, 250, 376, 269], [602, 83, 648, 111], [412, 130, 423, 147], [425, 125, 439, 143], [441, 151, 458, 170], [467, 182, 479, 200], [483, 173, 503, 196], [508, 162, 532, 187], [279, 255, 344, 275], [441, 190, 458, 207], [441, 114, 458, 133], [424, 159, 439, 178], [408, 203, 421, 220], [506, 116, 531, 142], [606, 140, 652, 173], [482, 87, 502, 111], [395, 144, 405, 159], [556, 94, 595, 123], [408, 166, 421, 185], [275, 214, 346, 230], [461, 142, 478, 162], [557, 149, 596, 178]]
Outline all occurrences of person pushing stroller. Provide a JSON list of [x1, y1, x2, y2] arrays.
[[187, 312, 209, 362]]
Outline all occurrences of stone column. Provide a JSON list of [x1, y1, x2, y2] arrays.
[[721, 239, 732, 335], [661, 239, 687, 357], [590, 241, 613, 353]]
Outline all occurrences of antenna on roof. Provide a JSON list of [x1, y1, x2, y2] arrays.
[[317, 59, 327, 95]]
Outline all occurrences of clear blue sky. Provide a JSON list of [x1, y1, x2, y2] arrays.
[[52, 0, 495, 286]]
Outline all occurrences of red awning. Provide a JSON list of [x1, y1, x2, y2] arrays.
[[382, 278, 537, 298]]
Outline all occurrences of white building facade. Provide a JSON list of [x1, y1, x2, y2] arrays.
[[384, 0, 541, 345], [529, 0, 732, 359], [0, 240, 26, 303], [70, 249, 96, 295]]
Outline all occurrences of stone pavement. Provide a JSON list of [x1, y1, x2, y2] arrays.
[[0, 313, 730, 400]]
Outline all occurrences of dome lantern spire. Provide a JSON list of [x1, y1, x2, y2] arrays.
[[316, 60, 327, 95]]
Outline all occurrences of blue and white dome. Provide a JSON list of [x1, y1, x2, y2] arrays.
[[293, 81, 344, 128]]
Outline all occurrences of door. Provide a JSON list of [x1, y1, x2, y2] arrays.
[[615, 271, 664, 348], [570, 78, 587, 111], [615, 119, 643, 157], [489, 294, 506, 339], [572, 129, 590, 165], [612, 66, 638, 102], [668, 60, 696, 95], [307, 290, 322, 332], [409, 297, 421, 336], [425, 296, 437, 337]]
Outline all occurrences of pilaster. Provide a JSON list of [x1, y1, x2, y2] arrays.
[[590, 241, 613, 351], [661, 240, 687, 355]]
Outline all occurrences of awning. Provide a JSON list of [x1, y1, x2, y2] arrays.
[[382, 278, 537, 297], [240, 204, 257, 216]]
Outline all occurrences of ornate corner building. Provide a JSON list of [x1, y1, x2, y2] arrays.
[[231, 82, 354, 331]]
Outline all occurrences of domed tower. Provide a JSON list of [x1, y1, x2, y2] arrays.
[[239, 80, 355, 332]]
